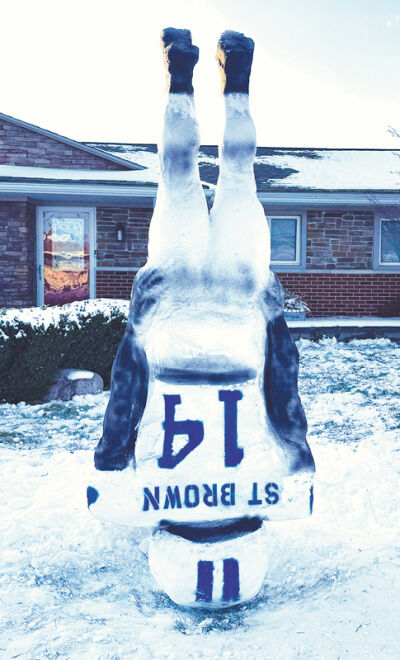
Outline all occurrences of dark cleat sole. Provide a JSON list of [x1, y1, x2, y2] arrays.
[[161, 27, 199, 94], [217, 30, 255, 95]]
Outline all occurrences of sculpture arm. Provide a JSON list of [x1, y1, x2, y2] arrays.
[[94, 267, 165, 470], [263, 274, 315, 473], [94, 324, 149, 471]]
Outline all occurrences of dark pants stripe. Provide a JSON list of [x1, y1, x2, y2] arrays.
[[196, 560, 214, 602], [223, 558, 240, 602]]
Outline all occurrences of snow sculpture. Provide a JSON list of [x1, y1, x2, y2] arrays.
[[87, 28, 315, 608]]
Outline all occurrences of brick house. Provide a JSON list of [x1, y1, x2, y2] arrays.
[[1, 111, 399, 316]]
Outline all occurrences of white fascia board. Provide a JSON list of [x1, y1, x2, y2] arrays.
[[0, 181, 158, 198], [257, 191, 400, 205], [1, 182, 399, 205]]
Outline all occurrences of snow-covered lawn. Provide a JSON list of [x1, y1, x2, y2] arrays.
[[1, 338, 399, 659]]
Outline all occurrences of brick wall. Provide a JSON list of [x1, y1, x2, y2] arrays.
[[1, 197, 397, 316], [96, 271, 136, 299], [278, 272, 400, 316], [306, 210, 374, 269], [95, 205, 399, 315], [0, 118, 129, 170], [96, 206, 152, 269], [0, 201, 36, 307], [96, 269, 400, 316], [276, 210, 400, 315]]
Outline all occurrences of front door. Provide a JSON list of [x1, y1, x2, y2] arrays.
[[36, 207, 95, 306]]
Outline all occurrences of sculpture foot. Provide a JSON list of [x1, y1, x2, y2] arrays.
[[161, 27, 199, 94], [217, 30, 255, 95]]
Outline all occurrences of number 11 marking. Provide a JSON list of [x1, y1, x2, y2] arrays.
[[195, 558, 240, 603]]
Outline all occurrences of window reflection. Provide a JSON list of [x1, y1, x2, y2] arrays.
[[381, 219, 400, 264], [43, 215, 90, 306], [270, 218, 297, 262]]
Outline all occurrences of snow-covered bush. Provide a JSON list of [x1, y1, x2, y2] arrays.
[[283, 289, 310, 313], [0, 300, 128, 403]]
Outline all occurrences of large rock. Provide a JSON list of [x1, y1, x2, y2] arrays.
[[45, 369, 103, 402]]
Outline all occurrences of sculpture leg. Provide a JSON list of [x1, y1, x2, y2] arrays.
[[147, 29, 210, 271], [209, 31, 270, 284]]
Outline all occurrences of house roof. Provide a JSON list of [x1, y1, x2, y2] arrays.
[[85, 142, 400, 193], [0, 112, 145, 171]]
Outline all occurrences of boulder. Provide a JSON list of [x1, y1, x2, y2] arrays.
[[45, 369, 103, 402]]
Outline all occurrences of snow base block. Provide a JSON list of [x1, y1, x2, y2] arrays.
[[149, 523, 268, 608]]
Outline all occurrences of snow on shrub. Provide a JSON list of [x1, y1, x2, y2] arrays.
[[0, 299, 130, 335], [283, 290, 310, 313], [0, 300, 128, 403]]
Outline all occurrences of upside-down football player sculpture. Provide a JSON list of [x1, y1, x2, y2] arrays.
[[87, 28, 315, 608]]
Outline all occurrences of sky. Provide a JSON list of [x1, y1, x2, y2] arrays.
[[1, 0, 400, 148]]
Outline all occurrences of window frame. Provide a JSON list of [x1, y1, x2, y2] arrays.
[[373, 215, 400, 272], [266, 214, 303, 268], [377, 217, 400, 267], [36, 206, 97, 306]]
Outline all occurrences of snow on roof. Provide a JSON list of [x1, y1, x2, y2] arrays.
[[1, 141, 399, 193], [255, 148, 400, 191], [84, 144, 160, 171], [0, 149, 212, 189], [83, 143, 215, 189], [86, 143, 400, 192], [0, 163, 159, 185]]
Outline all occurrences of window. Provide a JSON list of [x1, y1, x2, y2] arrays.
[[266, 215, 301, 265], [379, 218, 400, 265]]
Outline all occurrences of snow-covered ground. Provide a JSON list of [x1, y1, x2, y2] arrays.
[[1, 338, 400, 659]]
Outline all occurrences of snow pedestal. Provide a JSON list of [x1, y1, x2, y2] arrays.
[[87, 28, 315, 609], [149, 522, 268, 608]]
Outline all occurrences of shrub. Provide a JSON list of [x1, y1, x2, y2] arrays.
[[0, 307, 126, 403], [283, 290, 310, 313]]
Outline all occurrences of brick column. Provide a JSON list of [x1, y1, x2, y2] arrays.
[[0, 201, 36, 307]]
